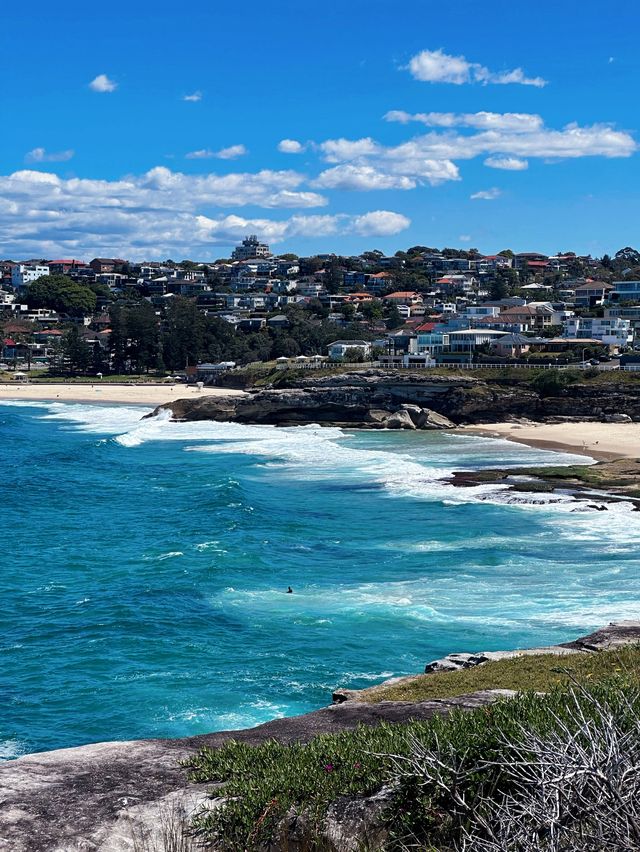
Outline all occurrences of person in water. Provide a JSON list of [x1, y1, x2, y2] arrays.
[[286, 586, 293, 594]]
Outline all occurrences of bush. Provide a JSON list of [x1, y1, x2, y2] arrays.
[[529, 369, 582, 397], [186, 675, 640, 851]]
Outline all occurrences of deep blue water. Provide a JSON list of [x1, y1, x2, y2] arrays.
[[1, 400, 639, 758]]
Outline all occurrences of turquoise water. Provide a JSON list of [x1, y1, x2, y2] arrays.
[[1, 400, 639, 758]]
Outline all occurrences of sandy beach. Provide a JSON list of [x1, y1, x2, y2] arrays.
[[459, 421, 640, 461], [0, 382, 246, 406]]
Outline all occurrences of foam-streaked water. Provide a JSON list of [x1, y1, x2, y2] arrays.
[[1, 400, 638, 758]]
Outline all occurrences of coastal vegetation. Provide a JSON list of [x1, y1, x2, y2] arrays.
[[186, 649, 640, 850], [351, 646, 640, 702]]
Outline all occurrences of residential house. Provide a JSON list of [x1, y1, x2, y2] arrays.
[[611, 281, 640, 301], [327, 340, 372, 360], [47, 259, 87, 275], [514, 252, 549, 270], [563, 316, 632, 348], [90, 258, 127, 274], [573, 281, 614, 308], [434, 274, 477, 294], [446, 329, 508, 353], [384, 291, 423, 305], [493, 333, 542, 358]]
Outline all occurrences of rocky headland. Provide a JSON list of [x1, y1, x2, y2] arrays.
[[2, 621, 639, 851], [147, 370, 640, 430]]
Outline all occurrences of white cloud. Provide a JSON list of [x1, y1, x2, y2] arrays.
[[0, 168, 412, 258], [186, 145, 248, 160], [459, 234, 472, 242], [25, 147, 75, 163], [313, 165, 417, 190], [406, 49, 547, 88], [470, 188, 502, 200], [185, 149, 215, 159], [319, 122, 636, 177], [183, 91, 202, 102], [278, 139, 305, 154], [351, 210, 411, 236], [384, 110, 544, 132], [312, 160, 458, 190], [319, 137, 380, 163], [484, 156, 529, 170], [215, 144, 248, 160], [89, 74, 117, 93]]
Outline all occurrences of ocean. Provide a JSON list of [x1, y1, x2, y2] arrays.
[[1, 399, 639, 759]]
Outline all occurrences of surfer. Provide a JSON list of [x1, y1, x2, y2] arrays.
[[286, 586, 293, 594]]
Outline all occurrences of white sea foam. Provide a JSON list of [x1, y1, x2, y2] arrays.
[[13, 400, 633, 516], [0, 739, 26, 761]]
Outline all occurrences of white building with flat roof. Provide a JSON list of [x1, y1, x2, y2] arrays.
[[232, 235, 271, 261], [11, 264, 49, 288]]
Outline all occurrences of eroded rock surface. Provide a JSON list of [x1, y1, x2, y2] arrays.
[[147, 370, 640, 429]]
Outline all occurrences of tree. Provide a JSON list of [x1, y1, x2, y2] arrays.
[[28, 275, 97, 317], [162, 297, 204, 370], [489, 276, 509, 301], [386, 304, 404, 330], [62, 326, 92, 374], [360, 300, 384, 325], [271, 336, 300, 358], [126, 301, 160, 372], [340, 302, 356, 321], [108, 304, 129, 373]]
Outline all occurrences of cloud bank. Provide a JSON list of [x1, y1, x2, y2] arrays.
[[0, 168, 409, 258]]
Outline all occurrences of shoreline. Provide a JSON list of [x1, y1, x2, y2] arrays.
[[0, 382, 246, 406], [457, 421, 640, 461]]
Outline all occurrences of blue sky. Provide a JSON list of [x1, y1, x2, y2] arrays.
[[1, 0, 638, 260]]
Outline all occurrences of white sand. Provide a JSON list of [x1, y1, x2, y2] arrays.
[[459, 421, 640, 460], [0, 382, 246, 406]]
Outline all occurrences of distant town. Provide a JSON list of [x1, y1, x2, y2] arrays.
[[3, 236, 640, 379]]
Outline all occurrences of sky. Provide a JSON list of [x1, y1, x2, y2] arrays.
[[1, 0, 639, 261]]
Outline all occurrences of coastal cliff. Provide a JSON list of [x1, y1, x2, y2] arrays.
[[2, 622, 639, 852], [147, 370, 640, 429]]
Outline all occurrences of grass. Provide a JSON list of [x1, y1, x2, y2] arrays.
[[355, 646, 640, 703], [186, 673, 640, 851], [0, 372, 172, 383]]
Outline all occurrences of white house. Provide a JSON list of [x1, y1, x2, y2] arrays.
[[327, 340, 372, 360], [11, 264, 49, 288], [563, 316, 632, 348], [446, 329, 508, 352]]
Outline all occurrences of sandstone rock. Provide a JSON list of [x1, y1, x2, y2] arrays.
[[422, 408, 456, 429], [382, 410, 416, 430]]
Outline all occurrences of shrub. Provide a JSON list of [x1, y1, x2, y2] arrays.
[[186, 677, 640, 851]]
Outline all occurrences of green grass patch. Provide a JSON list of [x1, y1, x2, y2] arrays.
[[186, 673, 640, 851], [358, 646, 640, 703]]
